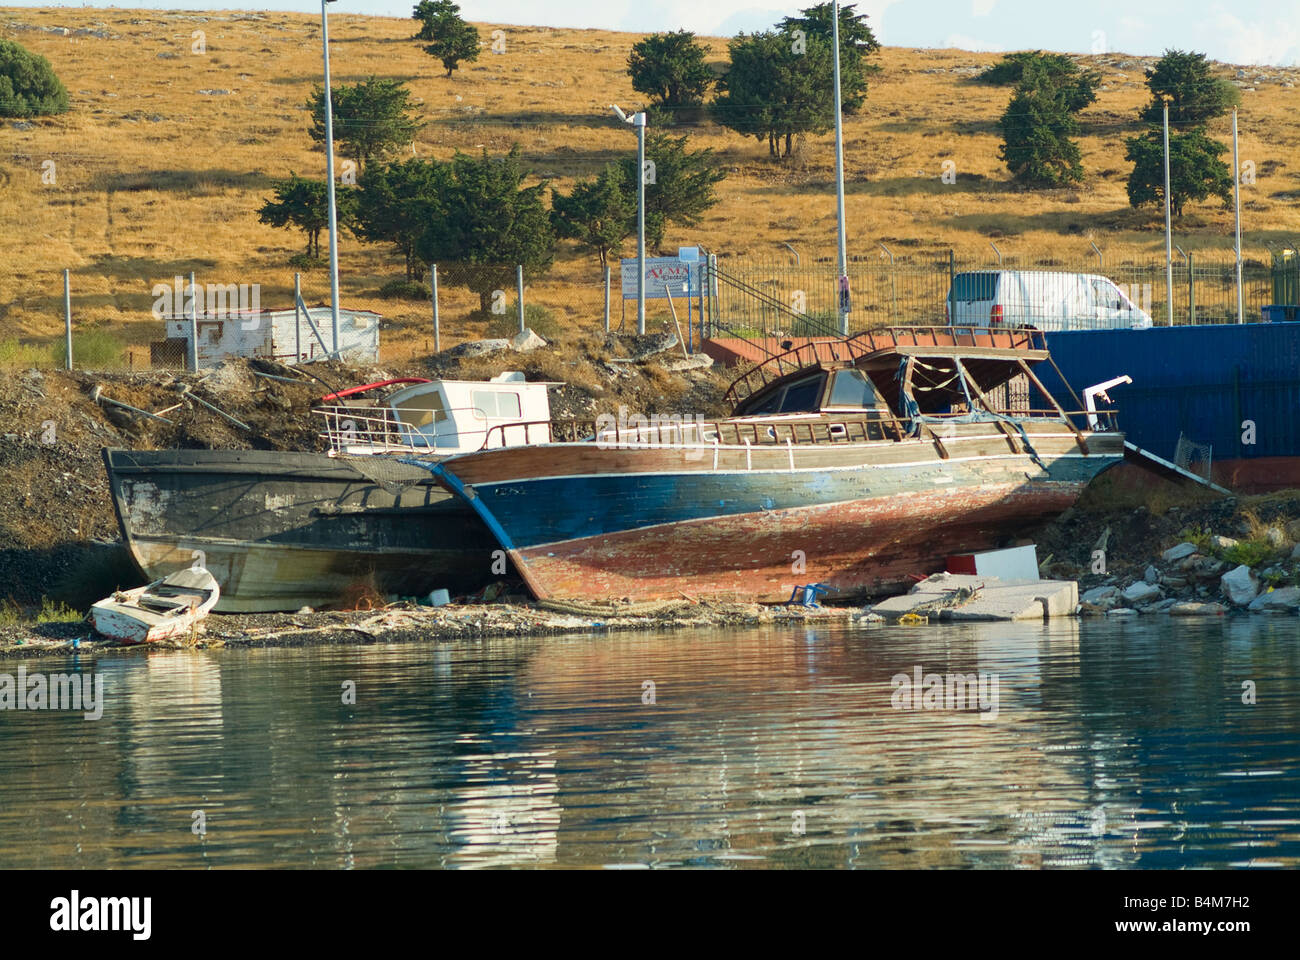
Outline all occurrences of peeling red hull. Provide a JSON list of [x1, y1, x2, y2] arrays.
[[510, 480, 1086, 603]]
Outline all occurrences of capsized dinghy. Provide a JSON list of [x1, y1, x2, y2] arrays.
[[90, 569, 220, 644]]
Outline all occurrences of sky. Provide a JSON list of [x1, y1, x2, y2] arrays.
[[5, 1, 1299, 65]]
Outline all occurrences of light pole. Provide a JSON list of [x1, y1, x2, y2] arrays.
[[611, 104, 647, 334], [322, 0, 342, 354], [1162, 96, 1174, 326], [832, 0, 850, 335], [1232, 106, 1244, 324]]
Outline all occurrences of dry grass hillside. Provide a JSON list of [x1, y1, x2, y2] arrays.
[[1, 6, 1298, 366]]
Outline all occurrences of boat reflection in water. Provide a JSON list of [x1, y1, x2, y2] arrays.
[[2, 617, 1298, 869]]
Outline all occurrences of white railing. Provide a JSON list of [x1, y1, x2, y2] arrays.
[[315, 404, 550, 455]]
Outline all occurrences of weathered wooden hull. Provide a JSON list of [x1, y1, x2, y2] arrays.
[[431, 431, 1124, 603], [103, 448, 502, 612]]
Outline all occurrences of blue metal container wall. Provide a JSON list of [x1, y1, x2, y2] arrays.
[[1037, 322, 1300, 461]]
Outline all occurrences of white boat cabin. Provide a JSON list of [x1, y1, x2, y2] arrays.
[[319, 372, 554, 456]]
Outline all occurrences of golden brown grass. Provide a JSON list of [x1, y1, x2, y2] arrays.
[[0, 8, 1297, 366]]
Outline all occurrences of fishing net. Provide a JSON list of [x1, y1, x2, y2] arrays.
[[336, 453, 439, 494], [1174, 433, 1214, 481]]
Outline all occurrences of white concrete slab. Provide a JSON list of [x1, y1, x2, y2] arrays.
[[873, 573, 1078, 622]]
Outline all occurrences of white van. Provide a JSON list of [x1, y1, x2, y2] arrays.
[[946, 271, 1153, 331]]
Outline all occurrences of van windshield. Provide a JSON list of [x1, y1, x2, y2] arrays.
[[949, 273, 998, 303]]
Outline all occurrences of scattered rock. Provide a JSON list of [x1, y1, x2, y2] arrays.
[[625, 331, 679, 362], [1170, 601, 1227, 616], [1080, 584, 1120, 606], [1220, 564, 1260, 606], [1107, 607, 1139, 617], [1211, 534, 1238, 551], [664, 356, 714, 373], [1144, 564, 1161, 584], [1122, 581, 1162, 605], [444, 338, 511, 359], [1247, 586, 1300, 613], [1162, 542, 1198, 561], [511, 328, 547, 353], [1264, 526, 1286, 548]]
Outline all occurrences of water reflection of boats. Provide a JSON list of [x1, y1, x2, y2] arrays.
[[414, 328, 1125, 602]]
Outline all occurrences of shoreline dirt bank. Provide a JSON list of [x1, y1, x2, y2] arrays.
[[0, 600, 857, 661]]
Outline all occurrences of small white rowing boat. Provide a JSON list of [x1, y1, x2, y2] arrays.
[[90, 569, 221, 644]]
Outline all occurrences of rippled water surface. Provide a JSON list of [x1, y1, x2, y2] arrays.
[[1, 617, 1297, 868]]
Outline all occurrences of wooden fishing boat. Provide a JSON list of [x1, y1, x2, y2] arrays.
[[103, 375, 554, 612], [407, 326, 1128, 603], [90, 568, 220, 644]]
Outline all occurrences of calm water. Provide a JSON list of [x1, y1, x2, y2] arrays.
[[1, 617, 1297, 869]]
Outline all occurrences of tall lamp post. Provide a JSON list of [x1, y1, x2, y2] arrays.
[[611, 104, 647, 335], [832, 0, 850, 335], [1162, 95, 1174, 326], [322, 0, 342, 354]]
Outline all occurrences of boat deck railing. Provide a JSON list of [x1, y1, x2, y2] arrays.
[[315, 404, 551, 454], [723, 325, 1049, 404], [480, 407, 1116, 452]]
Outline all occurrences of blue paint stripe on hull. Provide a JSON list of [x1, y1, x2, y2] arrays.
[[448, 453, 1121, 549]]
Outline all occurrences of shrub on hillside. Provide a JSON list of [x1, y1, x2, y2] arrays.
[[0, 39, 70, 117]]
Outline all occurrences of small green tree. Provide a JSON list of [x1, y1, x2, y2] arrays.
[[355, 159, 450, 280], [627, 31, 715, 124], [1140, 50, 1240, 126], [617, 133, 727, 245], [305, 77, 424, 174], [257, 174, 358, 261], [0, 39, 70, 117], [551, 164, 636, 267], [415, 147, 554, 314], [997, 65, 1085, 185], [714, 31, 836, 159], [978, 50, 1099, 113], [413, 0, 481, 78], [778, 2, 880, 113], [1124, 126, 1233, 217]]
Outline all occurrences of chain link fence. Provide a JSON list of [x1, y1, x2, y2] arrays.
[[710, 251, 1287, 337]]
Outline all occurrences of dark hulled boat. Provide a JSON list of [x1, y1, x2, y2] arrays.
[[103, 448, 502, 613], [412, 327, 1127, 603], [101, 375, 555, 612]]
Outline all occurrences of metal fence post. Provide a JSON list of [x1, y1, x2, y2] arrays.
[[516, 265, 525, 335], [188, 271, 199, 372], [294, 273, 302, 364], [603, 265, 611, 333], [1187, 252, 1195, 325], [431, 264, 440, 352], [698, 260, 707, 339], [63, 269, 72, 371]]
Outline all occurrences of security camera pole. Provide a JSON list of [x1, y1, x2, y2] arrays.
[[611, 104, 647, 334], [322, 0, 342, 353]]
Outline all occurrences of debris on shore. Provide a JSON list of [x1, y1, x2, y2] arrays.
[[0, 599, 852, 661]]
